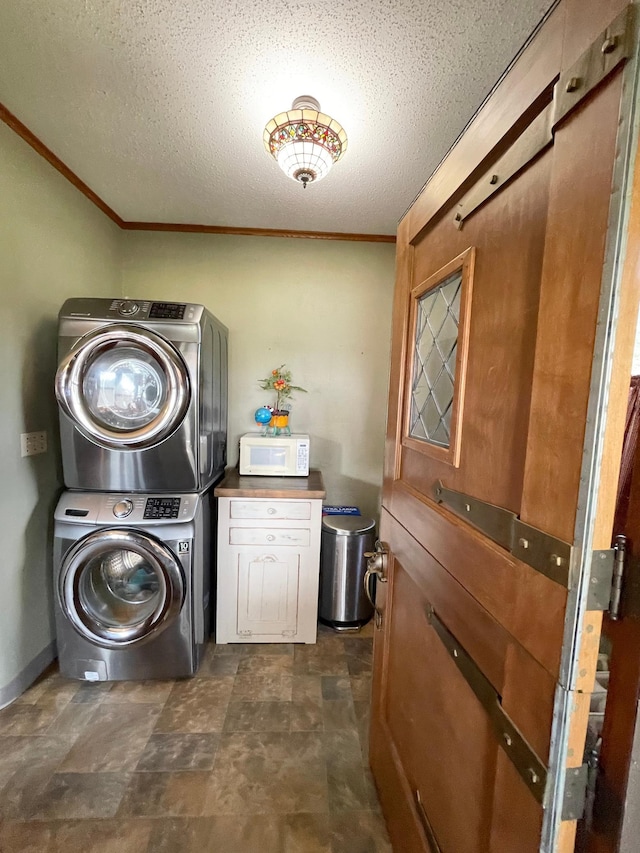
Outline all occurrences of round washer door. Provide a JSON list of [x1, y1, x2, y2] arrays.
[[55, 324, 190, 450], [59, 528, 185, 649]]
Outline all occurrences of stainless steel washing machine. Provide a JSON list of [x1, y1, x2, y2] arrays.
[[53, 490, 211, 681], [55, 297, 228, 492]]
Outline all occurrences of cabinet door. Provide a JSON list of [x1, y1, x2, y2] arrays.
[[236, 550, 300, 638]]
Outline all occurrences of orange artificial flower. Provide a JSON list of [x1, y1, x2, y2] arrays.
[[258, 364, 307, 412]]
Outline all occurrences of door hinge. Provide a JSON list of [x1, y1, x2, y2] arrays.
[[600, 534, 640, 620], [587, 535, 640, 620], [588, 547, 617, 612], [608, 535, 626, 620], [562, 764, 589, 821], [426, 602, 594, 820], [588, 535, 636, 618]]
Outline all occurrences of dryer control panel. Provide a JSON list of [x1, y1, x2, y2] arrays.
[[106, 299, 190, 321], [144, 497, 182, 519], [148, 302, 186, 320], [54, 491, 200, 524]]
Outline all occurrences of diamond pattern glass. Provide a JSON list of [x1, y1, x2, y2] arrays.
[[409, 270, 462, 447]]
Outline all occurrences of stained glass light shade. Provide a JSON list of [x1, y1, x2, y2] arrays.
[[409, 270, 462, 447], [264, 96, 347, 188]]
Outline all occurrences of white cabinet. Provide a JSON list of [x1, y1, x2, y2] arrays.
[[215, 495, 323, 644]]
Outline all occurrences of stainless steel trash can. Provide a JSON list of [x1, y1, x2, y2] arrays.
[[319, 516, 376, 630]]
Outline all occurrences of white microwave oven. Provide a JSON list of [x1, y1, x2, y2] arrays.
[[239, 433, 310, 477]]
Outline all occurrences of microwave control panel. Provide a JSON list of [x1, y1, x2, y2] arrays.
[[296, 438, 309, 475]]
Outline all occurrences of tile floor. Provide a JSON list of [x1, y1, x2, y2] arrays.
[[0, 624, 392, 853]]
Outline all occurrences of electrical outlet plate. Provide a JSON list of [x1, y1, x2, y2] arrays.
[[21, 431, 47, 457]]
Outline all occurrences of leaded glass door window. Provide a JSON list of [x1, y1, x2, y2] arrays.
[[404, 248, 474, 466]]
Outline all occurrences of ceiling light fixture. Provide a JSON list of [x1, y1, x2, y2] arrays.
[[263, 95, 348, 189]]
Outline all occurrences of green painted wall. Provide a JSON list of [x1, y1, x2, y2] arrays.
[[121, 231, 395, 519], [0, 122, 120, 698]]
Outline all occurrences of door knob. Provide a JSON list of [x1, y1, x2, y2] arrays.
[[364, 540, 389, 578], [363, 541, 389, 611]]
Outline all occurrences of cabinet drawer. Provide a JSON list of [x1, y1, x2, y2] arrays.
[[229, 500, 312, 520], [229, 527, 311, 547]]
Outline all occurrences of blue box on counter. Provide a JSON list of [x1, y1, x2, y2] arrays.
[[322, 505, 361, 516]]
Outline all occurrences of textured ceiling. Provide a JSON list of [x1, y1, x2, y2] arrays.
[[0, 0, 554, 236]]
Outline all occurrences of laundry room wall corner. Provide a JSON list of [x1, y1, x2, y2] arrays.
[[0, 121, 120, 703], [120, 231, 396, 522]]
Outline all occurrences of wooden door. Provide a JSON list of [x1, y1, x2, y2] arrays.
[[370, 2, 640, 852]]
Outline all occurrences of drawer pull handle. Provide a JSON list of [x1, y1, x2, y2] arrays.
[[267, 535, 275, 541], [267, 508, 277, 515]]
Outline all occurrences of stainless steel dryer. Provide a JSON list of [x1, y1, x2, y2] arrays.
[[53, 490, 211, 681], [55, 298, 228, 492]]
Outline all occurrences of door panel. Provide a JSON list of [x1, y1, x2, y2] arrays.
[[371, 2, 640, 851], [384, 508, 556, 766], [520, 78, 624, 543], [490, 750, 544, 853], [386, 564, 494, 852], [376, 510, 555, 851], [388, 485, 566, 677], [404, 151, 551, 512]]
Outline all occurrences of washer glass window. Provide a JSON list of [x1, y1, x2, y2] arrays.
[[60, 529, 185, 647], [80, 547, 162, 629], [83, 345, 167, 431]]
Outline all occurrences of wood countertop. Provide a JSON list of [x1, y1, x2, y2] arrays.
[[214, 469, 326, 499]]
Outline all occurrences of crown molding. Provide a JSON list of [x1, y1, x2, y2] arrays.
[[1, 102, 396, 244], [122, 220, 396, 242], [0, 102, 124, 226]]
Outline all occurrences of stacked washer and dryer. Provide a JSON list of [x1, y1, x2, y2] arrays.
[[52, 298, 228, 681]]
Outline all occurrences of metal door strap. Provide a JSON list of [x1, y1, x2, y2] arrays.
[[453, 7, 631, 229], [433, 480, 622, 605], [433, 480, 574, 587], [426, 605, 548, 804]]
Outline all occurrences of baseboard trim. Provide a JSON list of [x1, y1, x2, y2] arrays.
[[0, 641, 57, 709]]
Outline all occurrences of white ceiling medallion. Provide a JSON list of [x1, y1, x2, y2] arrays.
[[263, 95, 348, 188]]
